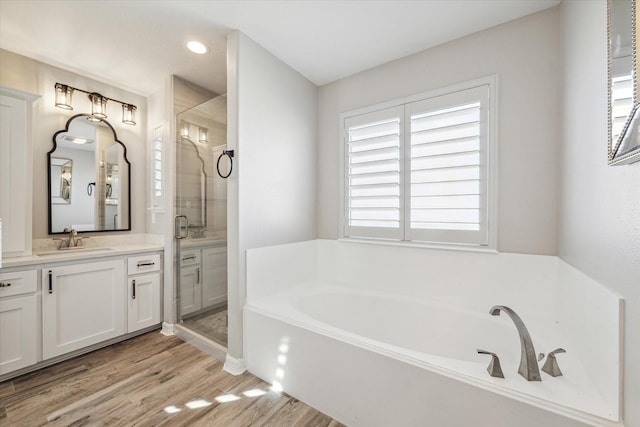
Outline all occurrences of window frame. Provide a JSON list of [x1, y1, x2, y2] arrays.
[[339, 76, 498, 250]]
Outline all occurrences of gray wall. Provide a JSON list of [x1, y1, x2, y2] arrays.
[[317, 7, 560, 255], [226, 31, 318, 360], [559, 1, 640, 425], [0, 48, 147, 238]]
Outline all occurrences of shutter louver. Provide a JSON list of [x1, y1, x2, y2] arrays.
[[345, 109, 402, 239]]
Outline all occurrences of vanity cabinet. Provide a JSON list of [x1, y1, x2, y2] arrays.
[[0, 270, 38, 375], [179, 244, 227, 317], [179, 249, 201, 316], [127, 253, 161, 332], [202, 246, 227, 307], [42, 259, 126, 359], [0, 248, 163, 380]]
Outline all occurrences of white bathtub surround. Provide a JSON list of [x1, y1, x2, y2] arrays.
[[244, 240, 623, 427]]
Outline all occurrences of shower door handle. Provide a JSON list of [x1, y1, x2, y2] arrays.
[[174, 215, 189, 239]]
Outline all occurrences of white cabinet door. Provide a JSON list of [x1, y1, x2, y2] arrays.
[[42, 260, 126, 359], [0, 294, 37, 375], [180, 264, 201, 316], [0, 89, 38, 258], [202, 246, 227, 308], [127, 273, 161, 332]]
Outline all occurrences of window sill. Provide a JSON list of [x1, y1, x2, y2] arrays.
[[338, 237, 499, 254]]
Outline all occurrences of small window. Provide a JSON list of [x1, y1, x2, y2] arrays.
[[150, 125, 164, 209], [342, 79, 496, 247]]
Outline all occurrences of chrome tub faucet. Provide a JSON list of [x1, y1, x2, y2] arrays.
[[490, 305, 541, 381]]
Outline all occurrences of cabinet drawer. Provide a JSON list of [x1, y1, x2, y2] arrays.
[[180, 249, 201, 267], [128, 253, 161, 275], [0, 270, 37, 297]]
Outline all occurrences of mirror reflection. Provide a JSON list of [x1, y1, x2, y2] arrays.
[[178, 121, 208, 234], [50, 157, 72, 204], [48, 114, 131, 233], [608, 0, 640, 164]]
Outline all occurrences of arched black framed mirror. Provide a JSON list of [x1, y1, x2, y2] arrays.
[[48, 114, 131, 234]]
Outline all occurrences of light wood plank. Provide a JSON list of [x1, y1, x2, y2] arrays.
[[0, 331, 344, 427]]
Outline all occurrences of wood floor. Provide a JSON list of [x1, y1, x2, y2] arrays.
[[0, 331, 345, 426]]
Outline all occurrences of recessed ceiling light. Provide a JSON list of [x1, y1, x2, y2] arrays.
[[187, 41, 207, 54]]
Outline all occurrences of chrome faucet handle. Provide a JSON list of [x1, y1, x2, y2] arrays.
[[53, 238, 69, 249], [477, 349, 504, 378], [542, 348, 566, 377]]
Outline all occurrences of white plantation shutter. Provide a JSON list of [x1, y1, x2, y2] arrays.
[[342, 81, 493, 246], [406, 85, 489, 245], [344, 107, 403, 239]]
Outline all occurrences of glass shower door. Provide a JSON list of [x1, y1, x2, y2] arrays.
[[175, 94, 228, 347]]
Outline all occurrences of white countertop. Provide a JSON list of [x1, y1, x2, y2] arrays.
[[1, 243, 165, 269], [180, 238, 226, 248]]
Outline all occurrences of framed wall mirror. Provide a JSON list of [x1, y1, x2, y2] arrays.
[[608, 0, 640, 165], [48, 114, 131, 234]]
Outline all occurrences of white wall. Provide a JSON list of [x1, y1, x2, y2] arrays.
[[317, 7, 560, 255], [226, 31, 318, 361], [0, 48, 147, 238], [559, 1, 640, 425]]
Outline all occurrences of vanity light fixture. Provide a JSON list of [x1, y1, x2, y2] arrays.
[[53, 82, 138, 126], [198, 126, 208, 144], [180, 121, 190, 138], [54, 83, 74, 109], [88, 92, 108, 121], [122, 104, 137, 125]]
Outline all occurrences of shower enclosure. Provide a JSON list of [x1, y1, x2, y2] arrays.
[[174, 94, 228, 347]]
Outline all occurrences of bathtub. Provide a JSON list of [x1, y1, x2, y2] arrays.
[[244, 240, 623, 427]]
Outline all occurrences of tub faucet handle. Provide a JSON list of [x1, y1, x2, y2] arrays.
[[542, 348, 566, 377], [477, 349, 504, 378]]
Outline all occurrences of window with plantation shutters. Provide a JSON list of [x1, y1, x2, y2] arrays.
[[342, 80, 495, 247]]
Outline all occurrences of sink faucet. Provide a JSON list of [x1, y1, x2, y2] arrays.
[[490, 305, 541, 381], [63, 227, 78, 248]]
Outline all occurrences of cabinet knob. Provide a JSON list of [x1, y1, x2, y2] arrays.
[[0, 282, 11, 288]]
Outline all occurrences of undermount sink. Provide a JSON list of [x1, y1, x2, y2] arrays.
[[35, 247, 114, 256]]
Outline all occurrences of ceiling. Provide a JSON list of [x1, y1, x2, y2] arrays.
[[0, 0, 560, 97]]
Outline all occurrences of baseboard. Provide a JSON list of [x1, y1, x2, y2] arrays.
[[223, 354, 246, 375], [161, 322, 175, 336]]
